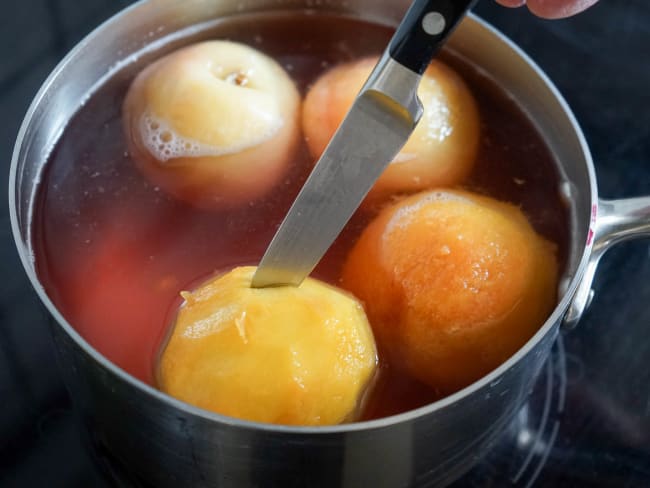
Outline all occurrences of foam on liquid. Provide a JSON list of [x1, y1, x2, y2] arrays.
[[140, 111, 283, 163]]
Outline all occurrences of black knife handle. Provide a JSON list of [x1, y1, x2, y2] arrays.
[[388, 0, 479, 75]]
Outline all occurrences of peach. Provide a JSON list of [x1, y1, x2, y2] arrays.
[[341, 190, 557, 394], [124, 41, 301, 209], [158, 266, 377, 426], [303, 57, 480, 202]]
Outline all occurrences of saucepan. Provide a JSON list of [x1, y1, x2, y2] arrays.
[[9, 0, 650, 486]]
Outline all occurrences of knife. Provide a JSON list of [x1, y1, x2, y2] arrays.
[[252, 0, 478, 288]]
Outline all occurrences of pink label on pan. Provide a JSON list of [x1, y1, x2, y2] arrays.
[[586, 203, 598, 245]]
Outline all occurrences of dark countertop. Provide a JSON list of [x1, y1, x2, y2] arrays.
[[1, 1, 649, 486]]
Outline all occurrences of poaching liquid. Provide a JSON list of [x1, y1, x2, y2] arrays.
[[32, 12, 568, 421]]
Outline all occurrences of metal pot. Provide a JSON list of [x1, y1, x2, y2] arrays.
[[9, 0, 650, 486]]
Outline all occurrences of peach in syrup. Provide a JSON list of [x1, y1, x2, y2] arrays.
[[341, 190, 558, 394], [123, 41, 301, 209], [303, 57, 480, 203], [158, 266, 378, 426]]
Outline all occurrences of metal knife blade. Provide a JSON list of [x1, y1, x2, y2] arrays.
[[252, 56, 422, 288], [252, 0, 477, 287]]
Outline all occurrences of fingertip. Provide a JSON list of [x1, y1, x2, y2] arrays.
[[526, 0, 598, 19]]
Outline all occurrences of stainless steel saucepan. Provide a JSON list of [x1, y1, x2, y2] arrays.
[[9, 0, 650, 486]]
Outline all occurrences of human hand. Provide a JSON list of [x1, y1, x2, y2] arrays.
[[495, 0, 599, 19]]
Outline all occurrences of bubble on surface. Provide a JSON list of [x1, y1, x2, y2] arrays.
[[139, 112, 282, 163]]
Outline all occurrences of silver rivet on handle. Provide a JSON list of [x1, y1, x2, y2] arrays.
[[422, 12, 446, 35]]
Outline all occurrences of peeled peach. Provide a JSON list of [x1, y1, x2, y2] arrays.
[[158, 266, 377, 425], [303, 58, 480, 202], [124, 41, 300, 209], [341, 190, 557, 394]]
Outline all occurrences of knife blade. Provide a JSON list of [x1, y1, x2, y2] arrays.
[[252, 0, 478, 288]]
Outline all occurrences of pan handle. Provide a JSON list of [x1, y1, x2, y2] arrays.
[[563, 196, 650, 329]]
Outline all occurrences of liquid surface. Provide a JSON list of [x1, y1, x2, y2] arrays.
[[32, 12, 568, 420]]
